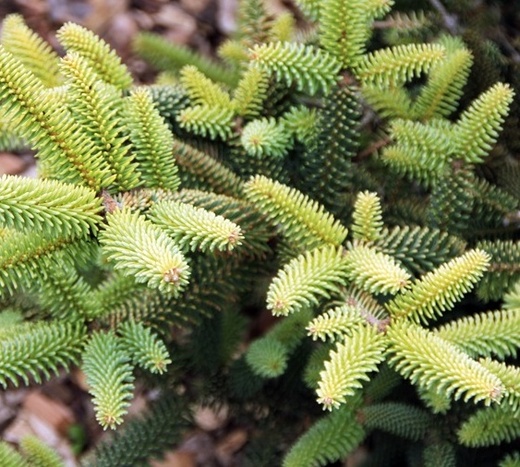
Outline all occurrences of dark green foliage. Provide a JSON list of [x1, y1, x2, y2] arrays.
[[360, 402, 432, 441], [283, 406, 365, 467], [295, 86, 362, 215], [88, 396, 191, 467]]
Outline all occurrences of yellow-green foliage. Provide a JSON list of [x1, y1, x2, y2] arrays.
[[0, 2, 518, 465]]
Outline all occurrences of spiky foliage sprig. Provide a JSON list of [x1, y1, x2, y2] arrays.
[[177, 104, 235, 140], [249, 42, 341, 95], [454, 82, 514, 163], [60, 52, 140, 191], [57, 22, 132, 90], [458, 405, 520, 447], [320, 0, 393, 69], [82, 331, 135, 430], [283, 406, 365, 467], [0, 45, 112, 189], [0, 321, 86, 387], [231, 66, 269, 118], [345, 244, 411, 295], [360, 402, 432, 441], [316, 324, 386, 410], [413, 36, 473, 119], [172, 189, 273, 258], [245, 337, 289, 378], [118, 321, 171, 374], [133, 32, 237, 87], [20, 436, 65, 467], [89, 396, 191, 466], [387, 322, 503, 406], [0, 14, 61, 87], [241, 117, 292, 158], [266, 245, 349, 316], [0, 175, 102, 237], [352, 191, 384, 242], [149, 200, 243, 252], [478, 359, 520, 414], [356, 43, 445, 87], [435, 309, 520, 359], [244, 175, 348, 251], [99, 208, 191, 296], [180, 65, 232, 108], [306, 305, 364, 342], [386, 249, 490, 323], [125, 88, 180, 191]]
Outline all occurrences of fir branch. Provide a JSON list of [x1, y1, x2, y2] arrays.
[[434, 309, 520, 360], [249, 42, 341, 95], [244, 175, 348, 251], [307, 305, 364, 342], [266, 245, 349, 316], [246, 337, 289, 378], [454, 82, 514, 163], [172, 140, 243, 196], [60, 52, 140, 191], [1, 14, 60, 87], [386, 249, 490, 324], [149, 200, 243, 253], [0, 46, 113, 189], [172, 189, 274, 259], [478, 359, 520, 412], [283, 406, 365, 467], [82, 331, 135, 430], [352, 191, 384, 243], [232, 66, 269, 118], [0, 321, 86, 387], [296, 85, 362, 214], [241, 117, 292, 158], [126, 88, 180, 191], [180, 65, 232, 108], [360, 402, 432, 441], [356, 43, 445, 87], [458, 405, 520, 447], [177, 104, 235, 140], [316, 323, 386, 410], [345, 244, 411, 295], [0, 175, 102, 238], [133, 32, 237, 87], [99, 209, 191, 297], [414, 36, 473, 119], [20, 436, 65, 467], [387, 322, 503, 405], [118, 321, 171, 374], [320, 0, 393, 68], [57, 23, 132, 90]]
